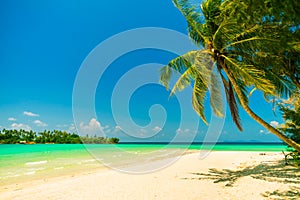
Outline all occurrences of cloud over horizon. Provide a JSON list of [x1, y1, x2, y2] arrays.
[[8, 117, 17, 121], [152, 126, 162, 132], [176, 128, 191, 134], [34, 120, 48, 127], [260, 130, 264, 133], [79, 118, 104, 135], [11, 123, 31, 131], [24, 111, 39, 117]]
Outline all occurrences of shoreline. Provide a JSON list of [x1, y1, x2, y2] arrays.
[[1, 151, 299, 200]]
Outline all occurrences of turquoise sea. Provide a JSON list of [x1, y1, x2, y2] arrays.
[[0, 143, 287, 185]]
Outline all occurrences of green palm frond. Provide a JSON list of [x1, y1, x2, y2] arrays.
[[201, 0, 222, 22], [192, 76, 209, 124], [172, 0, 208, 46], [248, 87, 257, 98], [159, 51, 197, 90], [170, 53, 213, 96], [210, 72, 224, 117], [222, 55, 276, 95], [265, 70, 295, 98], [293, 43, 300, 52], [218, 0, 250, 23], [231, 24, 260, 41], [221, 37, 279, 52], [186, 15, 208, 46], [160, 48, 226, 124], [170, 67, 196, 96], [212, 20, 237, 50], [160, 65, 173, 91]]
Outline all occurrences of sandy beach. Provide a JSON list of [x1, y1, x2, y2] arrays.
[[1, 151, 300, 200]]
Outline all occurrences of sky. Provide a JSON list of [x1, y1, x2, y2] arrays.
[[0, 0, 283, 142]]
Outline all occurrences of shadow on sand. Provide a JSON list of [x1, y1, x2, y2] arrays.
[[183, 159, 300, 199]]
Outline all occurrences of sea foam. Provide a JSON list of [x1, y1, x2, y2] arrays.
[[25, 160, 48, 165]]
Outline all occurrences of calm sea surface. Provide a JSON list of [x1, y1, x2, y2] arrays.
[[0, 143, 287, 185]]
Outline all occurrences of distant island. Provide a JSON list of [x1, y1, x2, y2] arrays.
[[0, 129, 119, 144]]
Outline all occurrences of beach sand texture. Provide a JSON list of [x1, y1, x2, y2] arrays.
[[1, 151, 299, 200]]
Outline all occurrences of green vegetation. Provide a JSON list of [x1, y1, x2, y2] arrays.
[[80, 134, 119, 144], [280, 94, 300, 165], [0, 129, 119, 144], [280, 96, 300, 145], [160, 0, 300, 152]]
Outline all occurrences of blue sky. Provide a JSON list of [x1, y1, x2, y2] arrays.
[[0, 0, 283, 142]]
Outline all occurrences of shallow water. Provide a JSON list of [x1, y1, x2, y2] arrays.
[[0, 143, 287, 185]]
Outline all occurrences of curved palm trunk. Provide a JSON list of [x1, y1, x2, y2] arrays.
[[221, 61, 300, 153]]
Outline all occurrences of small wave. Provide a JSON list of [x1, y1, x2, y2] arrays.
[[25, 160, 47, 166], [24, 171, 36, 175], [82, 159, 96, 163], [29, 167, 45, 171], [54, 167, 64, 170], [5, 173, 21, 178]]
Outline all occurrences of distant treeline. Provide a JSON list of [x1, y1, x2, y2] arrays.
[[0, 129, 119, 144]]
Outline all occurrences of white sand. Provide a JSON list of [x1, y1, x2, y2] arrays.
[[1, 151, 299, 200]]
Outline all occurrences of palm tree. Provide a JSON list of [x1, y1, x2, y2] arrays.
[[160, 0, 300, 152], [279, 91, 300, 142]]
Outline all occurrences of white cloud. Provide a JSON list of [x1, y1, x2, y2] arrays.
[[104, 125, 109, 129], [140, 128, 147, 133], [152, 126, 162, 132], [103, 125, 112, 134], [11, 123, 31, 131], [270, 121, 279, 127], [176, 128, 192, 134], [79, 118, 104, 135], [55, 123, 76, 132], [56, 124, 68, 128], [24, 111, 39, 117], [176, 128, 182, 134], [8, 117, 17, 121], [113, 125, 122, 133], [138, 128, 148, 137], [34, 120, 48, 127], [259, 129, 270, 135], [260, 130, 264, 133], [69, 124, 76, 131]]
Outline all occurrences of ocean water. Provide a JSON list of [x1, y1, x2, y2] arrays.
[[0, 143, 287, 185]]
